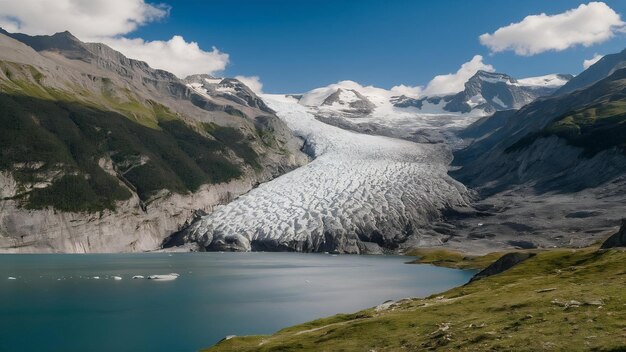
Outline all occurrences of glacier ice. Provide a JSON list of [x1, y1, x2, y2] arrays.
[[181, 95, 472, 253]]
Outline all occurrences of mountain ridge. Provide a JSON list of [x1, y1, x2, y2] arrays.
[[0, 29, 308, 253]]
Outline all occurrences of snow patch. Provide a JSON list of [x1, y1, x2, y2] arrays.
[[518, 74, 570, 88], [492, 95, 507, 108]]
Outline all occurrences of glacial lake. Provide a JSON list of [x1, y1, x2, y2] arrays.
[[0, 252, 475, 351]]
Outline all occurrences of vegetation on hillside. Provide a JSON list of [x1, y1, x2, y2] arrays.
[[0, 63, 264, 212], [506, 95, 626, 156], [205, 247, 626, 351], [405, 248, 505, 270]]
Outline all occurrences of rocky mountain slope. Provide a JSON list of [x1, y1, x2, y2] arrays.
[[555, 48, 626, 95], [0, 29, 308, 253], [437, 58, 626, 253], [453, 68, 626, 194]]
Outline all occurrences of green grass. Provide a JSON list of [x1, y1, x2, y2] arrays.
[[204, 247, 626, 351], [404, 248, 506, 270], [506, 100, 626, 156], [0, 92, 249, 211], [26, 174, 129, 212]]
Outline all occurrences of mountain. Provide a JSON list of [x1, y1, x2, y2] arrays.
[[555, 49, 626, 95], [392, 71, 572, 114], [0, 29, 308, 253], [452, 67, 626, 195], [295, 71, 571, 118], [320, 88, 376, 115]]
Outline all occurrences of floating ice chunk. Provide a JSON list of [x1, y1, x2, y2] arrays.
[[132, 275, 145, 279], [93, 276, 100, 280], [147, 273, 179, 281], [8, 276, 16, 280], [112, 276, 123, 281]]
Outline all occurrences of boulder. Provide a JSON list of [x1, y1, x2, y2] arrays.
[[600, 219, 626, 249], [470, 252, 536, 282]]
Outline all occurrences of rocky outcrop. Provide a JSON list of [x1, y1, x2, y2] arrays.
[[321, 88, 376, 115], [470, 252, 535, 282], [601, 219, 626, 249]]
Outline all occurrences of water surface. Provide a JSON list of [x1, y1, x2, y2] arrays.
[[0, 252, 474, 351]]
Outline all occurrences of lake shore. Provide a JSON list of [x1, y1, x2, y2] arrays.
[[205, 244, 626, 351]]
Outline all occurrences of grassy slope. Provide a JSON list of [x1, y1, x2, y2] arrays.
[[506, 99, 626, 156], [0, 62, 263, 212], [205, 248, 626, 351], [404, 248, 505, 270]]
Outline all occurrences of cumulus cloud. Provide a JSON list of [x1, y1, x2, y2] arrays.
[[479, 2, 625, 56], [422, 55, 495, 95], [0, 0, 230, 77], [0, 0, 168, 39], [389, 84, 422, 98], [235, 75, 264, 94], [103, 36, 229, 78], [583, 53, 604, 69]]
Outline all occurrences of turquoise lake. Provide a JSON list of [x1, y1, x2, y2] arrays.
[[0, 252, 474, 351]]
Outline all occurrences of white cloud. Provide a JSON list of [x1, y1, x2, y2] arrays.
[[583, 53, 604, 69], [389, 84, 422, 98], [235, 75, 263, 94], [479, 2, 625, 56], [0, 0, 230, 77], [422, 55, 495, 95], [0, 0, 168, 39], [103, 36, 229, 78]]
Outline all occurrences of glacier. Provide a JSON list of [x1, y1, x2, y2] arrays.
[[179, 95, 473, 253]]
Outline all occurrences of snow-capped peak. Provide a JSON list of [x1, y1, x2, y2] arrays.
[[518, 74, 573, 88]]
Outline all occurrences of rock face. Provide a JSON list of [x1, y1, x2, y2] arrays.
[[470, 252, 536, 282], [0, 29, 308, 253], [601, 219, 626, 249], [320, 88, 376, 115]]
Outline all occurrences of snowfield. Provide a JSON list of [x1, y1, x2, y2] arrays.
[[182, 95, 471, 253]]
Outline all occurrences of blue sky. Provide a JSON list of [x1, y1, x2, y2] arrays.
[[128, 0, 626, 93], [2, 1, 625, 93]]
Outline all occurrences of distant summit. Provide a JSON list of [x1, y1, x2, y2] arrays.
[[393, 70, 572, 114]]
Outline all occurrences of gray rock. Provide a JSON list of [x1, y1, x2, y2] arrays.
[[601, 219, 626, 249], [470, 252, 536, 282]]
